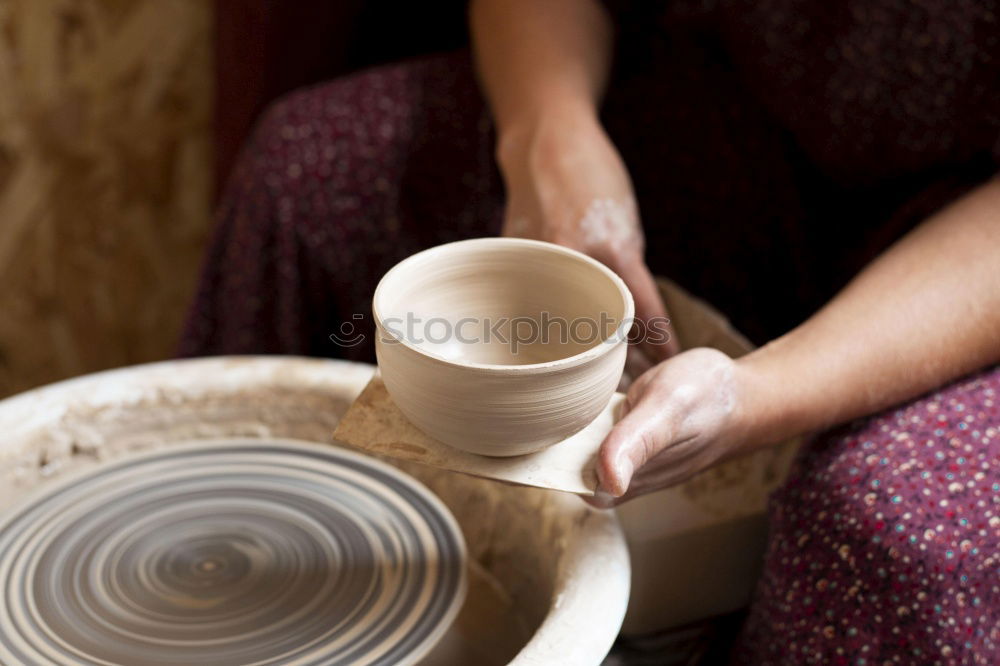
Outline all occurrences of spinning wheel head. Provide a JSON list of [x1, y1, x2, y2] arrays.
[[0, 439, 466, 666]]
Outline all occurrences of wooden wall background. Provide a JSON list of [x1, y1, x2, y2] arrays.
[[0, 0, 213, 398]]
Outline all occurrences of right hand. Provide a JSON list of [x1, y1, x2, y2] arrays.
[[588, 348, 753, 506], [496, 109, 680, 373]]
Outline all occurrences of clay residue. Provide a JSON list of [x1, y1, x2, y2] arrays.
[[0, 357, 628, 663], [0, 387, 352, 511]]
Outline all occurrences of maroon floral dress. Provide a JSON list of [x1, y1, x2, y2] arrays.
[[181, 1, 1000, 663]]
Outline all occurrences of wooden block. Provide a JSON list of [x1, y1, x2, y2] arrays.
[[334, 375, 624, 496]]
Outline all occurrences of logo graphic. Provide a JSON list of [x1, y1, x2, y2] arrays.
[[328, 312, 673, 353], [328, 314, 366, 347]]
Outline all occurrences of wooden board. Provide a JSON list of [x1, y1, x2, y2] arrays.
[[334, 376, 624, 495]]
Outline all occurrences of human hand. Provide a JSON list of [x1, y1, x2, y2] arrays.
[[589, 348, 754, 507], [496, 110, 680, 370]]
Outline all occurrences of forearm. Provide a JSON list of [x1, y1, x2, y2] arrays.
[[740, 178, 1000, 445], [469, 0, 613, 148]]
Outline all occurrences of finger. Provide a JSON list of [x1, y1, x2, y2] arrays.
[[613, 260, 680, 360], [596, 391, 674, 497], [621, 346, 654, 390], [623, 366, 656, 411], [595, 444, 706, 507], [625, 440, 703, 490], [614, 364, 656, 418], [581, 488, 618, 510]]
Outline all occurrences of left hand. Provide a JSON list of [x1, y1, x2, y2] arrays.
[[589, 348, 754, 507], [496, 110, 680, 369]]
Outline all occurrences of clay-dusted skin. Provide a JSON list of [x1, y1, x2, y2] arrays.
[[374, 238, 633, 457]]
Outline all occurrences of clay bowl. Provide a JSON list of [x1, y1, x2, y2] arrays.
[[373, 238, 633, 457]]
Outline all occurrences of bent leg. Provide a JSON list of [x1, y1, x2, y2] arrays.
[[736, 365, 1000, 664], [179, 52, 503, 361]]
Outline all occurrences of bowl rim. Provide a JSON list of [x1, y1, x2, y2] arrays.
[[372, 237, 635, 374]]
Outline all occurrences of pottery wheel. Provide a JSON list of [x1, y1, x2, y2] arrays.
[[0, 439, 467, 666]]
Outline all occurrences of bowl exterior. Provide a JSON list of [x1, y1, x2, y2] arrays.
[[376, 329, 626, 457]]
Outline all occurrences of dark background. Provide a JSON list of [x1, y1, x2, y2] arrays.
[[215, 0, 469, 196]]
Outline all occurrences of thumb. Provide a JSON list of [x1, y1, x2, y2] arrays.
[[596, 388, 673, 497]]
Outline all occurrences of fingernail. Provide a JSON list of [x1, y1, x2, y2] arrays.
[[615, 457, 634, 496]]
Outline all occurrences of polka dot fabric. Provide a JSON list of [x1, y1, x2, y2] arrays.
[[179, 55, 503, 362], [737, 366, 1000, 665]]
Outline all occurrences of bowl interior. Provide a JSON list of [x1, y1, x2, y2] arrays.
[[375, 240, 630, 366]]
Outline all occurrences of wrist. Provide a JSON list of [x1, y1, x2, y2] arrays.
[[495, 98, 601, 174], [733, 343, 811, 450]]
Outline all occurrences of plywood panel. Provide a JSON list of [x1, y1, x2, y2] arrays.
[[0, 0, 213, 397]]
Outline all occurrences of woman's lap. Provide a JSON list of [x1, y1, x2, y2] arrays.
[[736, 364, 1000, 664]]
